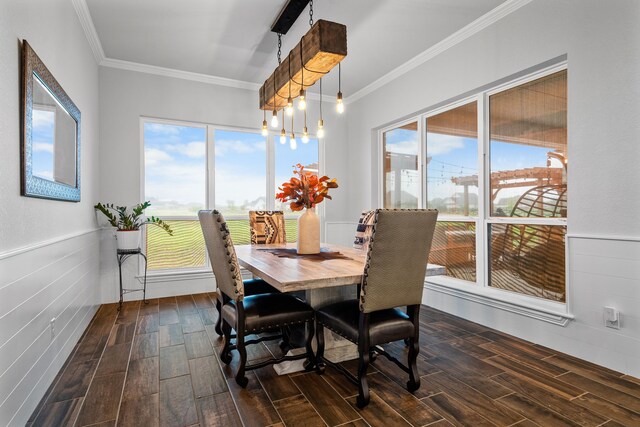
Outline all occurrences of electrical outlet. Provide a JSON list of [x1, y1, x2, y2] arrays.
[[604, 307, 620, 329], [50, 317, 56, 338]]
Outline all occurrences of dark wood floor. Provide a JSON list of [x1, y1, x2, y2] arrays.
[[28, 293, 640, 427]]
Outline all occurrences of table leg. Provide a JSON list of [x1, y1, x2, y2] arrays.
[[273, 285, 358, 375]]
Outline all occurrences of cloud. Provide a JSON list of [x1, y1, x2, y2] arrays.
[[145, 123, 180, 136], [145, 148, 173, 166], [32, 109, 54, 130], [33, 141, 53, 153], [426, 133, 465, 156], [386, 139, 419, 155], [215, 139, 266, 157], [145, 163, 206, 205], [164, 141, 206, 158]]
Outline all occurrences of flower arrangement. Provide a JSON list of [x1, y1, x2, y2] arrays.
[[276, 164, 338, 211], [94, 201, 173, 235]]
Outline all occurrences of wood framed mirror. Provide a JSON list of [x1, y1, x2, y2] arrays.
[[21, 40, 81, 202]]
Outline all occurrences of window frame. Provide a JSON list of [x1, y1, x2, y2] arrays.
[[377, 63, 572, 322], [139, 116, 322, 276]]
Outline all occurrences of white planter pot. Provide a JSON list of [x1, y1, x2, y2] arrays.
[[116, 229, 141, 251], [297, 208, 320, 254]]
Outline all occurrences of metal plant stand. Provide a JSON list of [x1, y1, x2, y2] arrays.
[[117, 248, 148, 310]]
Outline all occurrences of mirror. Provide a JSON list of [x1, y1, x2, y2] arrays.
[[21, 40, 81, 201]]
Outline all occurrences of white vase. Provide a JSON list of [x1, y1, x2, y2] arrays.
[[116, 229, 141, 251], [297, 208, 320, 254]]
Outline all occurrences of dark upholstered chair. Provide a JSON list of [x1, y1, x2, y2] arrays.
[[199, 210, 315, 387], [315, 209, 438, 407], [249, 210, 286, 244]]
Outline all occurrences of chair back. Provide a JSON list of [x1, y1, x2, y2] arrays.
[[360, 209, 438, 313], [353, 210, 375, 251], [249, 211, 286, 244], [199, 210, 244, 302]]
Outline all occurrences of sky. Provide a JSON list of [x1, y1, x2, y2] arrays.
[[144, 122, 318, 217], [31, 109, 56, 181]]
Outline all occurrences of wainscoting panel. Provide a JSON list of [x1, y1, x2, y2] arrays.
[[423, 234, 640, 377], [325, 221, 358, 247], [0, 230, 101, 426]]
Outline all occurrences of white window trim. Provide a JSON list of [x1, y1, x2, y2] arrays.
[[139, 116, 323, 279], [378, 63, 572, 325]]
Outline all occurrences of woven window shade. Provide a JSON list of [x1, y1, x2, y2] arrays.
[[490, 70, 567, 150]]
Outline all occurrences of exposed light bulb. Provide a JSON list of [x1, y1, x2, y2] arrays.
[[290, 133, 297, 150], [280, 128, 287, 144], [336, 91, 344, 114], [271, 110, 279, 128], [302, 126, 309, 143], [317, 119, 325, 138], [298, 89, 306, 110], [286, 97, 294, 116], [261, 120, 268, 136]]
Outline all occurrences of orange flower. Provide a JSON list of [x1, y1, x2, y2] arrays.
[[276, 164, 339, 210]]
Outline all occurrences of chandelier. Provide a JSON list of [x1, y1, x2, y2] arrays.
[[259, 0, 346, 149]]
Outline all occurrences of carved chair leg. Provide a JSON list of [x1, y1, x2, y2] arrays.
[[407, 336, 420, 392], [303, 320, 316, 371], [235, 321, 249, 388], [214, 299, 223, 336], [356, 342, 371, 408], [220, 319, 232, 365], [279, 325, 291, 351], [407, 305, 421, 392], [315, 321, 325, 374], [356, 313, 371, 408]]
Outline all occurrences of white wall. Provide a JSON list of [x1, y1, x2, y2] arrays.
[[98, 67, 350, 300], [0, 0, 101, 425], [346, 0, 640, 376]]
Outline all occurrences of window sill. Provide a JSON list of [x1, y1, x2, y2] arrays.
[[424, 275, 574, 326], [138, 268, 253, 284]]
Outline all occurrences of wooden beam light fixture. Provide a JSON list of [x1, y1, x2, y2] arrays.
[[259, 19, 347, 111]]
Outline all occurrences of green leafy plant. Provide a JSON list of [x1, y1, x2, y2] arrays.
[[94, 201, 173, 235]]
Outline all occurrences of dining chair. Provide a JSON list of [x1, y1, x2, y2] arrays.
[[353, 210, 375, 251], [249, 210, 286, 244], [210, 212, 283, 336], [199, 210, 315, 387], [315, 209, 438, 407]]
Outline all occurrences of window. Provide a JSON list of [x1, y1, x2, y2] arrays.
[[143, 119, 319, 272], [144, 122, 207, 271], [488, 70, 567, 301], [380, 67, 567, 303], [382, 122, 420, 209]]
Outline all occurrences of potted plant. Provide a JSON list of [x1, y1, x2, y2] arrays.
[[276, 164, 338, 254], [94, 201, 173, 251]]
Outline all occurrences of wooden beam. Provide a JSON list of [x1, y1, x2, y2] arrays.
[[259, 20, 347, 110]]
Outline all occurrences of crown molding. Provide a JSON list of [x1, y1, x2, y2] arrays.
[[71, 0, 105, 64], [344, 0, 534, 105], [72, 0, 532, 101], [100, 57, 262, 91]]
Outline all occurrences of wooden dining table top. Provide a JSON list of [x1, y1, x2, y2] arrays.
[[234, 243, 446, 293]]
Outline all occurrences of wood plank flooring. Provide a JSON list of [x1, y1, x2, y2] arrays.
[[28, 293, 640, 427]]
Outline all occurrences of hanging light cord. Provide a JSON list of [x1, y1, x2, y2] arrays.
[[319, 78, 323, 118]]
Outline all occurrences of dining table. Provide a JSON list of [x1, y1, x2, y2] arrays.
[[234, 242, 446, 374]]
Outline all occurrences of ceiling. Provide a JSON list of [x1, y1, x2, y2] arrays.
[[85, 0, 507, 96]]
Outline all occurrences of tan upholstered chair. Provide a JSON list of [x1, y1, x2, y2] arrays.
[[211, 212, 281, 336], [199, 210, 315, 387], [315, 209, 438, 407], [249, 210, 286, 244]]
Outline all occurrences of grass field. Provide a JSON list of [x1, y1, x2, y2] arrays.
[[146, 218, 298, 271]]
